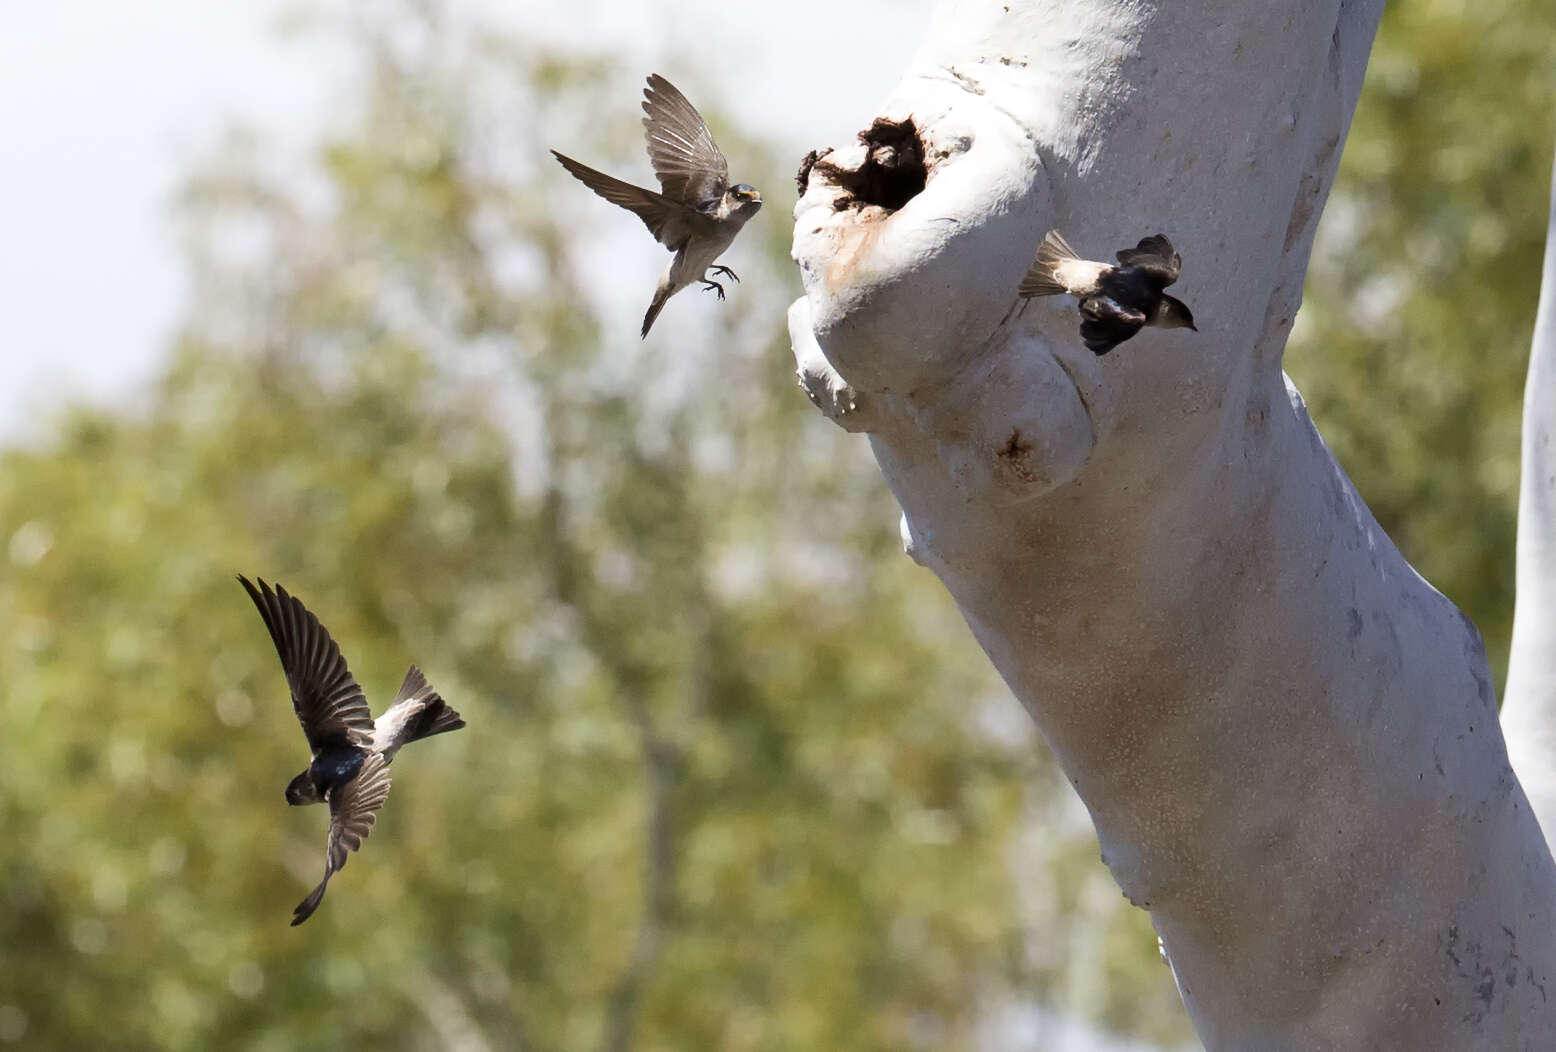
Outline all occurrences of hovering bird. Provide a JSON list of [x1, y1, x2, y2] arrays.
[[237, 576, 465, 925], [551, 74, 763, 337], [1019, 231, 1197, 355]]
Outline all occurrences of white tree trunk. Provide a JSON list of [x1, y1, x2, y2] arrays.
[[1501, 143, 1556, 837], [789, 1, 1556, 1047]]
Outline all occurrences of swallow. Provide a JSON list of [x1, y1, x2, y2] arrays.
[[1019, 231, 1197, 355], [552, 74, 763, 337], [238, 576, 465, 925]]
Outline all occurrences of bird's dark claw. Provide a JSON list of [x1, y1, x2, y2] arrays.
[[709, 265, 740, 284], [700, 280, 726, 301]]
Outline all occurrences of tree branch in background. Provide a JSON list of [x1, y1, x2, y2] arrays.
[[599, 685, 679, 1052], [538, 472, 689, 1052], [400, 967, 503, 1052]]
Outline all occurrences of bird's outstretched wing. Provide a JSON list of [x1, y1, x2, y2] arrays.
[[1115, 234, 1181, 287], [1077, 296, 1147, 355], [551, 150, 711, 250], [238, 576, 374, 754], [292, 751, 393, 925], [641, 74, 729, 208]]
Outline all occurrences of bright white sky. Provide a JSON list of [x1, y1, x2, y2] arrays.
[[2, 1, 335, 438], [0, 0, 931, 441]]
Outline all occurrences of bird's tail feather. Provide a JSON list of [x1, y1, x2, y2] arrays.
[[641, 285, 671, 338], [1019, 229, 1079, 297], [392, 665, 466, 744]]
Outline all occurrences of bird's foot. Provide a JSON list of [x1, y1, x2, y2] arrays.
[[700, 280, 726, 301], [709, 265, 740, 284]]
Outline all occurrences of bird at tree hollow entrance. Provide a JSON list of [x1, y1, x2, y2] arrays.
[[1019, 231, 1197, 355], [237, 576, 465, 925], [552, 74, 763, 338]]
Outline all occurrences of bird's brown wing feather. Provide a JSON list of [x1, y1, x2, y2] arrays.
[[1077, 296, 1147, 355], [551, 150, 712, 249], [1114, 234, 1181, 287], [238, 576, 373, 754], [291, 752, 392, 925], [641, 74, 729, 207]]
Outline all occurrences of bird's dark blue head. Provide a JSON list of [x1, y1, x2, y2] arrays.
[[729, 183, 762, 217], [285, 769, 323, 806], [1153, 294, 1198, 332]]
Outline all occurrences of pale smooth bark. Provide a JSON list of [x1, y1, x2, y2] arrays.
[[1502, 143, 1556, 839], [790, 2, 1556, 1047]]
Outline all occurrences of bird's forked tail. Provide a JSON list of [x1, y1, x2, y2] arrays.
[[1019, 230, 1081, 297], [391, 665, 465, 746]]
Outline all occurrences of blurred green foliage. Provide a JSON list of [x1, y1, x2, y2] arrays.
[[0, 12, 1189, 1051], [1290, 0, 1556, 684], [0, 1, 1550, 1049]]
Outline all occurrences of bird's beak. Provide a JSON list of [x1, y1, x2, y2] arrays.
[[1189, 323, 1198, 331]]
